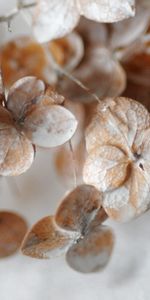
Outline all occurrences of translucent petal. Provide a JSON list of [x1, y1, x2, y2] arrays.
[[55, 184, 102, 233], [66, 225, 114, 273], [21, 216, 72, 259], [7, 76, 45, 121], [22, 104, 78, 148], [78, 0, 135, 23], [25, 0, 80, 42], [0, 211, 27, 258]]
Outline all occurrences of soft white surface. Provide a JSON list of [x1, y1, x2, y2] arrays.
[[0, 148, 150, 300]]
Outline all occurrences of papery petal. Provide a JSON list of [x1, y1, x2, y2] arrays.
[[55, 184, 102, 233], [0, 211, 27, 258], [7, 76, 45, 121], [24, 0, 80, 42], [83, 146, 129, 192], [59, 47, 126, 103], [103, 164, 150, 222], [21, 216, 72, 259], [78, 0, 135, 23], [66, 225, 114, 273], [22, 103, 78, 148], [110, 4, 150, 49]]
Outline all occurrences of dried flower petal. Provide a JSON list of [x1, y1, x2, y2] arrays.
[[83, 97, 150, 221], [0, 211, 27, 258], [66, 225, 114, 273], [22, 216, 72, 259], [7, 76, 45, 121], [55, 184, 102, 233], [23, 103, 78, 148]]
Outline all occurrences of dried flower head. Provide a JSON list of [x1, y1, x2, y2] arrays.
[[21, 184, 114, 273], [0, 76, 77, 176], [0, 32, 84, 88], [0, 211, 27, 258], [83, 97, 150, 222], [22, 0, 135, 42]]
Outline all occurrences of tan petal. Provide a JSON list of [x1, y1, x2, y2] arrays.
[[59, 47, 126, 103], [0, 211, 27, 258], [55, 184, 102, 233], [0, 131, 35, 176], [24, 0, 80, 42], [78, 0, 135, 23], [83, 146, 129, 192], [21, 216, 72, 259], [22, 103, 78, 148], [110, 4, 150, 49], [7, 76, 45, 121], [66, 225, 114, 273]]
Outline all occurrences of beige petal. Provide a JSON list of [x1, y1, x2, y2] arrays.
[[66, 225, 114, 273], [55, 184, 102, 233], [78, 0, 135, 23], [21, 216, 72, 259], [59, 47, 126, 103], [22, 104, 78, 148], [0, 211, 27, 258], [24, 0, 80, 42], [83, 146, 129, 192], [0, 131, 35, 176], [7, 76, 45, 121]]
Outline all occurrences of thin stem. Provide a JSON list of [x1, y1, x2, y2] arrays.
[[68, 139, 77, 188], [43, 43, 101, 104]]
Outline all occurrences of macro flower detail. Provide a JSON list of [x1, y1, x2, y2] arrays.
[[0, 76, 77, 176], [21, 184, 114, 273], [83, 97, 150, 222], [23, 0, 135, 42]]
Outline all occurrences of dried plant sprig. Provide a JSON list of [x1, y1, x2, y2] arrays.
[[83, 97, 150, 222], [0, 75, 77, 176], [21, 184, 114, 273]]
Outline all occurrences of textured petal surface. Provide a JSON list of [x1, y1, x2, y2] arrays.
[[0, 211, 27, 258], [26, 0, 80, 42], [7, 76, 45, 121], [84, 97, 150, 221], [23, 103, 78, 148], [55, 184, 102, 233], [66, 225, 114, 273], [21, 216, 72, 259], [78, 0, 135, 22]]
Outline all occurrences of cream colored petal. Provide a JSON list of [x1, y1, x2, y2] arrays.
[[7, 76, 45, 121], [83, 146, 129, 192], [24, 0, 80, 42], [21, 216, 72, 259], [78, 0, 135, 23], [55, 184, 102, 233], [66, 225, 114, 273], [23, 104, 78, 148]]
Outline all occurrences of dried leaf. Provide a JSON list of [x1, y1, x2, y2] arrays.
[[0, 211, 27, 258], [55, 184, 102, 233], [22, 216, 72, 258], [66, 225, 114, 273], [83, 97, 150, 221]]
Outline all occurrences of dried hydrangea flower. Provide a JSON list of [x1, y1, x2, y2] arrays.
[[0, 211, 27, 258], [83, 97, 150, 222], [0, 76, 77, 176], [21, 184, 114, 273], [22, 0, 135, 42], [0, 32, 84, 88]]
